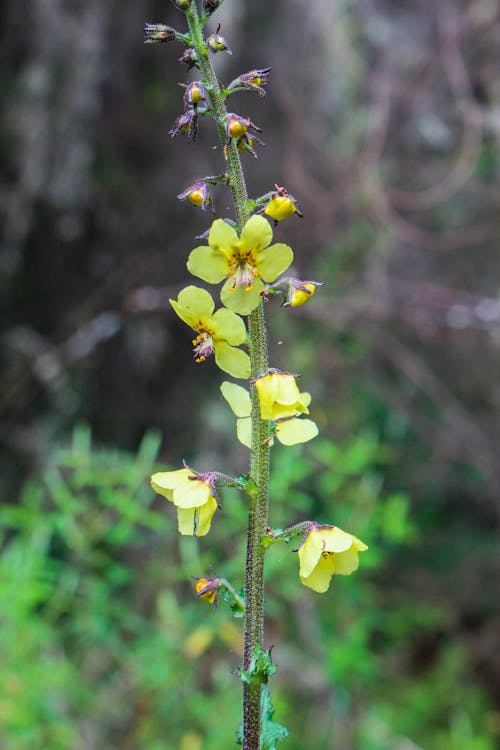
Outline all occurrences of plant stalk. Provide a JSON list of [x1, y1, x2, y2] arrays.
[[185, 6, 270, 749]]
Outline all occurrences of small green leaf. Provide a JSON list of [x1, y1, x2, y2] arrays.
[[261, 686, 288, 750]]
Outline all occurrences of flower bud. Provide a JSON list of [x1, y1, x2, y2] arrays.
[[286, 280, 323, 307], [263, 185, 303, 225], [144, 23, 176, 44], [226, 114, 262, 144], [170, 0, 193, 10]]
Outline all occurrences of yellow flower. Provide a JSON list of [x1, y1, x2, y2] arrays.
[[254, 370, 309, 420], [151, 467, 218, 536], [220, 380, 318, 447], [298, 525, 368, 593], [170, 286, 250, 379], [187, 216, 294, 315], [194, 577, 219, 608]]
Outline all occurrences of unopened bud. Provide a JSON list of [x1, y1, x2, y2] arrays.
[[263, 185, 303, 225], [284, 279, 324, 307], [183, 81, 210, 113], [144, 23, 176, 44], [178, 47, 198, 70], [170, 0, 193, 10]]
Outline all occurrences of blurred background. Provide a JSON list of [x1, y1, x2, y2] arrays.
[[1, 0, 499, 748]]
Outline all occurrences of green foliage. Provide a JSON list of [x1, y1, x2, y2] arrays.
[[0, 426, 495, 749]]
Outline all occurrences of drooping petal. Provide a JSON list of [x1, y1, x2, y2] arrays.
[[299, 392, 312, 410], [220, 381, 251, 417], [320, 527, 355, 553], [170, 286, 215, 328], [275, 418, 319, 446], [214, 341, 251, 378], [187, 245, 229, 284], [151, 468, 192, 500], [351, 535, 369, 552], [177, 507, 196, 535], [173, 478, 212, 508], [256, 243, 294, 283], [333, 549, 360, 575], [300, 555, 336, 593], [220, 276, 263, 315], [298, 533, 322, 579], [194, 495, 218, 536], [236, 417, 252, 448], [239, 214, 273, 253], [212, 307, 247, 345], [208, 218, 239, 256]]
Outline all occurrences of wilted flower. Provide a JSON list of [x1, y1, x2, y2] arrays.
[[225, 113, 261, 144], [178, 47, 198, 69], [263, 185, 303, 225], [144, 23, 177, 44], [169, 110, 199, 140], [183, 81, 210, 113], [177, 180, 214, 212], [151, 466, 219, 536], [187, 216, 293, 315], [228, 68, 271, 97], [194, 577, 220, 609], [207, 25, 232, 54], [297, 524, 368, 592], [170, 286, 250, 378], [221, 381, 318, 447]]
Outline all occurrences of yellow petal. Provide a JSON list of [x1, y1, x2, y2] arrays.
[[177, 507, 196, 535], [151, 468, 192, 500], [300, 555, 336, 593], [220, 382, 251, 417], [220, 277, 263, 315], [256, 243, 294, 283], [332, 549, 360, 575], [275, 373, 302, 405], [319, 527, 355, 554], [212, 307, 247, 345], [351, 535, 368, 552], [187, 245, 229, 284], [208, 218, 238, 255], [236, 417, 252, 448], [173, 478, 212, 509], [170, 286, 215, 328], [254, 373, 280, 419], [214, 341, 251, 379], [297, 533, 322, 579], [275, 417, 318, 445], [239, 214, 273, 253], [194, 495, 218, 536]]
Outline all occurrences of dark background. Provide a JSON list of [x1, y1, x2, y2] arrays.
[[1, 1, 499, 748]]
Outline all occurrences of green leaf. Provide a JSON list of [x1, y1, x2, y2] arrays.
[[261, 686, 288, 750]]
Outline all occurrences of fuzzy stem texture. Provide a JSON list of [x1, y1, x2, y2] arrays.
[[185, 6, 270, 750]]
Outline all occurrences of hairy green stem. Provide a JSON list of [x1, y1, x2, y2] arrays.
[[186, 6, 270, 749]]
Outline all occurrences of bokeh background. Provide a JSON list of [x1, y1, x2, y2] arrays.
[[1, 0, 499, 748]]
